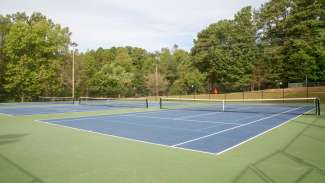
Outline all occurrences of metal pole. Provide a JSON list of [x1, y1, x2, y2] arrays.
[[242, 89, 245, 103], [191, 85, 195, 99], [72, 49, 75, 100], [208, 83, 211, 100], [279, 81, 284, 103], [306, 75, 308, 98], [282, 85, 284, 103], [317, 98, 320, 115], [71, 43, 77, 101], [155, 56, 159, 100], [261, 90, 264, 100], [155, 63, 158, 100]]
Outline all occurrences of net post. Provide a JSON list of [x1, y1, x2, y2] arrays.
[[314, 98, 316, 115], [317, 98, 320, 116], [159, 98, 162, 109], [319, 100, 321, 116], [145, 99, 149, 108]]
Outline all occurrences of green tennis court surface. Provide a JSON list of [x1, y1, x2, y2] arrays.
[[0, 102, 324, 183]]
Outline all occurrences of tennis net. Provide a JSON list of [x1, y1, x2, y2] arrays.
[[160, 97, 320, 115], [79, 97, 149, 108], [39, 96, 75, 104]]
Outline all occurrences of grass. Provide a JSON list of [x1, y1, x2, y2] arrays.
[[0, 105, 325, 182]]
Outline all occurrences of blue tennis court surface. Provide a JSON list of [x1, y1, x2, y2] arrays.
[[40, 105, 313, 154], [0, 104, 121, 115], [0, 101, 157, 115]]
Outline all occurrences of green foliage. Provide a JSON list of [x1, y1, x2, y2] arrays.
[[145, 72, 168, 96], [192, 7, 257, 91], [78, 47, 152, 97], [169, 65, 206, 95], [256, 0, 325, 83], [0, 15, 12, 100], [77, 46, 196, 97], [0, 2, 324, 101], [90, 62, 133, 97], [1, 12, 70, 101]]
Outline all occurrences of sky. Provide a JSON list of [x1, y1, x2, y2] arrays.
[[1, 0, 268, 52]]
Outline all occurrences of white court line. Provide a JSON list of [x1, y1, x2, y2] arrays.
[[171, 106, 305, 147], [125, 114, 240, 125], [231, 114, 263, 123], [216, 108, 315, 155], [199, 123, 240, 131], [36, 109, 153, 122], [33, 119, 216, 156], [41, 116, 108, 123], [40, 114, 184, 123], [0, 112, 13, 117], [37, 110, 161, 123], [43, 112, 239, 125], [33, 106, 313, 156], [174, 111, 221, 120]]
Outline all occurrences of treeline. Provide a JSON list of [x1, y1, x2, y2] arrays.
[[0, 0, 324, 101], [76, 46, 205, 97], [192, 0, 324, 91]]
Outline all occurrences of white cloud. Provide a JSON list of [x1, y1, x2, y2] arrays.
[[1, 0, 268, 52]]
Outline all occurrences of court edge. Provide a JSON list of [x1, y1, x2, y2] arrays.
[[32, 108, 314, 157], [33, 119, 216, 156], [215, 108, 315, 155]]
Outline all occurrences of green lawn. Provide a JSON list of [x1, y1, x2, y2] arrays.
[[0, 106, 325, 183]]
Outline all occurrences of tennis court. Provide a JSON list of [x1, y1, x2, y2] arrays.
[[0, 104, 111, 115], [38, 98, 318, 154], [0, 97, 150, 115]]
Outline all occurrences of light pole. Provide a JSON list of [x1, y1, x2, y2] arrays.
[[155, 55, 160, 100], [279, 81, 284, 103], [71, 43, 78, 101], [305, 75, 308, 98], [191, 85, 196, 99]]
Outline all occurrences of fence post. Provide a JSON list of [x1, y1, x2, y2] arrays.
[[159, 98, 162, 109], [261, 90, 264, 100], [282, 87, 285, 103]]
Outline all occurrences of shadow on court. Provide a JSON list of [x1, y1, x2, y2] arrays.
[[0, 153, 46, 183], [0, 133, 28, 146], [0, 133, 46, 182], [232, 115, 325, 183]]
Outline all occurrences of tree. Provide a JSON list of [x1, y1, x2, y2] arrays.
[[90, 62, 133, 97], [169, 65, 206, 95], [145, 73, 168, 96], [128, 47, 150, 96], [0, 15, 12, 100], [192, 7, 257, 92], [2, 12, 71, 101], [256, 0, 325, 83]]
